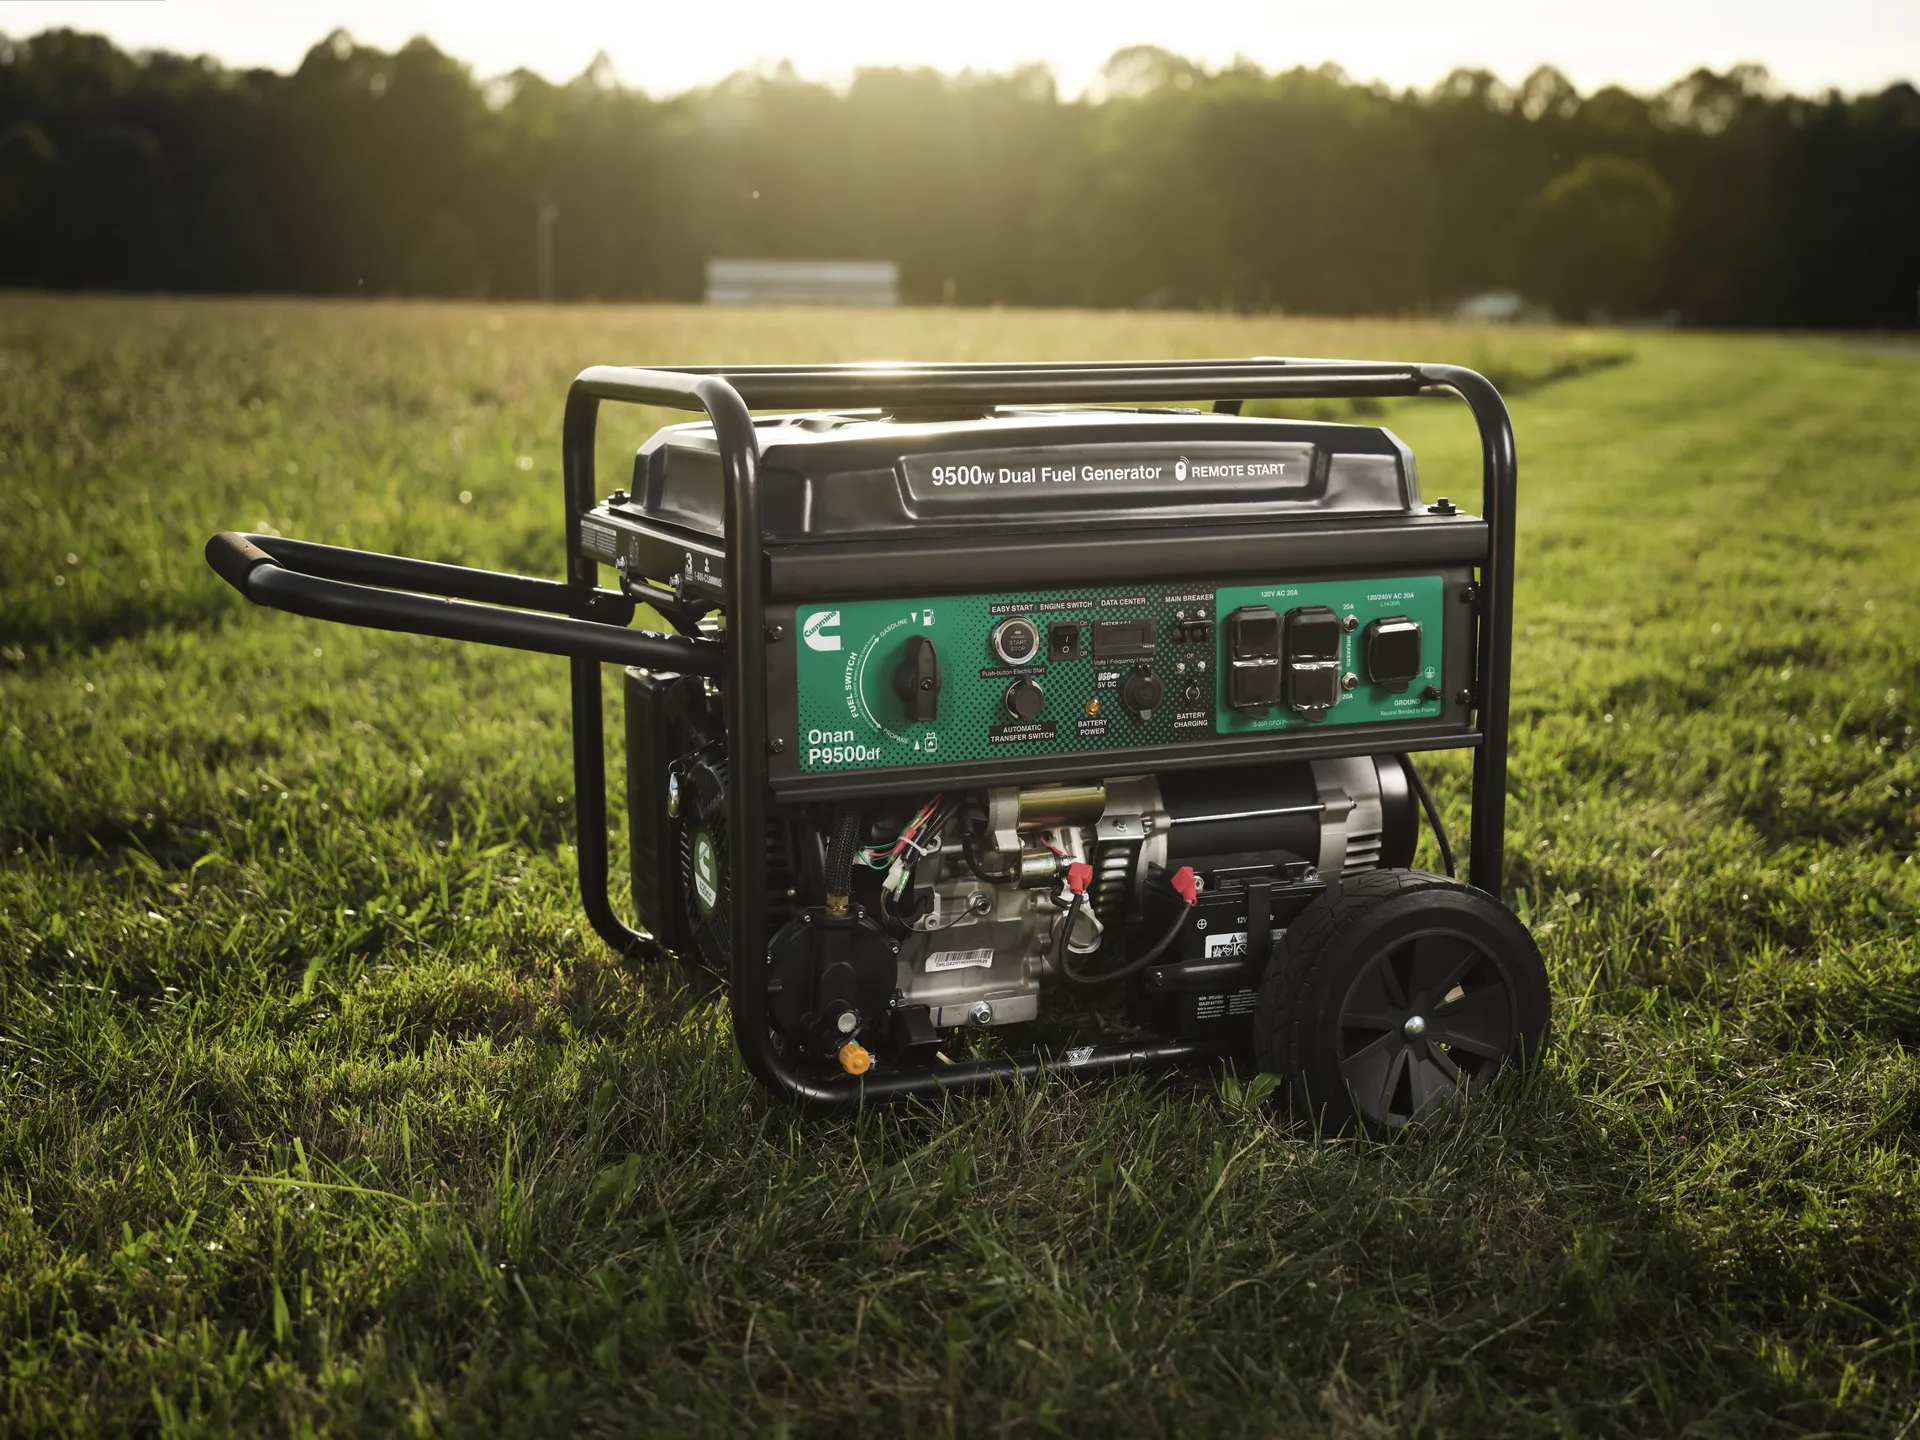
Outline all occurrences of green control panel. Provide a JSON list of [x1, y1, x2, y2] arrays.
[[792, 576, 1447, 774]]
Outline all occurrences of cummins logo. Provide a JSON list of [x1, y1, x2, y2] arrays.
[[802, 610, 842, 651]]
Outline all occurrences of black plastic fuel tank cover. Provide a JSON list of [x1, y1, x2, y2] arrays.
[[626, 409, 1422, 543]]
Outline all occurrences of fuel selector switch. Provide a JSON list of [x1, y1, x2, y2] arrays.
[[893, 634, 942, 722], [1363, 615, 1422, 693]]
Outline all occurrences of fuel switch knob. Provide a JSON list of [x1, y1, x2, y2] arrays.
[[893, 634, 942, 721]]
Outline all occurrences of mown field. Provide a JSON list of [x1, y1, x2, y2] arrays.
[[3, 294, 1919, 1437]]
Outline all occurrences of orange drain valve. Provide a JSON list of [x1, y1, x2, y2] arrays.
[[837, 1042, 872, 1076]]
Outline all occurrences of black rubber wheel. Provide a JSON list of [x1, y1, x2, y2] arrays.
[[1254, 869, 1550, 1132]]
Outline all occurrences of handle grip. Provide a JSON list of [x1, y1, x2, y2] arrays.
[[204, 531, 724, 676], [205, 531, 275, 593]]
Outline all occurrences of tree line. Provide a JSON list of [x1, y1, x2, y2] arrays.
[[1, 27, 1915, 326]]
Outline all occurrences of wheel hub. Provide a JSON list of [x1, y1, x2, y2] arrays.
[[1335, 931, 1517, 1128]]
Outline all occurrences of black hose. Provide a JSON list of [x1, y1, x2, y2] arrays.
[[1061, 897, 1191, 987], [823, 805, 862, 903], [961, 821, 1017, 884], [1399, 753, 1455, 879], [1051, 892, 1084, 975]]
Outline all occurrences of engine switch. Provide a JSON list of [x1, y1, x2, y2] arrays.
[[1363, 615, 1422, 693], [893, 634, 942, 722], [1047, 621, 1082, 662]]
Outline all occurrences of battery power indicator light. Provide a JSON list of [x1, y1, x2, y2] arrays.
[[1083, 698, 1101, 716]]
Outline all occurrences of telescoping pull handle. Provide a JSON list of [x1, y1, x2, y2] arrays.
[[204, 531, 724, 676]]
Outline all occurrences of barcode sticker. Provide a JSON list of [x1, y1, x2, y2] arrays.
[[925, 947, 995, 973]]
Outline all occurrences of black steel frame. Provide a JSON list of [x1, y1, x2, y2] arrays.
[[208, 357, 1516, 1111]]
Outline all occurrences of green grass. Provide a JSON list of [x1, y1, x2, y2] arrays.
[[3, 294, 1919, 1436]]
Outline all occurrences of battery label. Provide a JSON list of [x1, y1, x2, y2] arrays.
[[1194, 989, 1260, 1020]]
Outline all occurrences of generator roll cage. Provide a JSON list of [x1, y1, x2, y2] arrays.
[[207, 358, 1517, 1110]]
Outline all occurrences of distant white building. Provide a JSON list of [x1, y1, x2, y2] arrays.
[[1453, 290, 1555, 324], [705, 258, 900, 306]]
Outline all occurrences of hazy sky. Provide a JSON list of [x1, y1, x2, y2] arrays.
[[6, 0, 1916, 98]]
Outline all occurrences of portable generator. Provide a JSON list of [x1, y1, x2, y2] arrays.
[[207, 358, 1549, 1127]]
